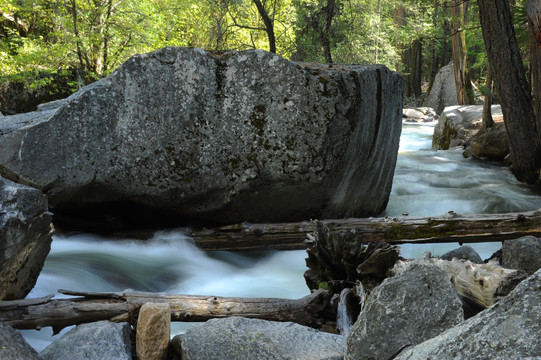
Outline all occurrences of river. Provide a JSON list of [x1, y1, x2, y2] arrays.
[[21, 120, 541, 351]]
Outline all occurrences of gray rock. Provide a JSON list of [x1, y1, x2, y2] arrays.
[[40, 321, 133, 360], [37, 98, 68, 112], [440, 245, 483, 264], [173, 317, 346, 360], [395, 268, 541, 359], [0, 323, 42, 360], [470, 122, 509, 161], [0, 47, 402, 225], [0, 176, 53, 300], [432, 104, 502, 150], [502, 236, 541, 275], [422, 62, 458, 114], [402, 108, 436, 123], [345, 263, 464, 360]]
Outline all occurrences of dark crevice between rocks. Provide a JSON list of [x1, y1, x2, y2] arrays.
[[51, 201, 220, 238]]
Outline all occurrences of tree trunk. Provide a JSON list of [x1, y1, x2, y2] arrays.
[[0, 289, 333, 333], [451, 0, 474, 105], [172, 209, 541, 251], [527, 0, 541, 133], [252, 0, 276, 53], [481, 62, 494, 131], [395, 3, 421, 98], [427, 1, 440, 90], [478, 0, 541, 184]]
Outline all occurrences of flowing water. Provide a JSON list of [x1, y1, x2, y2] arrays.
[[21, 121, 541, 351]]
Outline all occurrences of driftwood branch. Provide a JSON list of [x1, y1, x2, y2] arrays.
[[392, 258, 526, 309], [181, 209, 541, 251], [0, 289, 333, 334]]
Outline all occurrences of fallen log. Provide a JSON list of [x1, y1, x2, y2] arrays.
[[0, 289, 333, 334], [181, 209, 541, 251], [392, 257, 527, 310]]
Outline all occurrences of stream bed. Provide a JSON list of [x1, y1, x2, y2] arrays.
[[21, 121, 541, 351]]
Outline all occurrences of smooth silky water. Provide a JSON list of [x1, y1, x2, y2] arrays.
[[21, 121, 541, 351]]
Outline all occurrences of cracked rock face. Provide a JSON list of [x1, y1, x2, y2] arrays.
[[0, 47, 402, 226], [0, 176, 53, 300]]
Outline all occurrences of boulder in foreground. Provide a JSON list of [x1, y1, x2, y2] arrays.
[[395, 268, 541, 359], [173, 316, 346, 360]]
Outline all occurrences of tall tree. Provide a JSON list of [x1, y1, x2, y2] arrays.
[[527, 0, 541, 132], [450, 0, 474, 104], [395, 3, 422, 98], [252, 0, 277, 53], [478, 0, 541, 184]]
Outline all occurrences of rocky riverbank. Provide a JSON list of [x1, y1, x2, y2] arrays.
[[1, 236, 540, 359]]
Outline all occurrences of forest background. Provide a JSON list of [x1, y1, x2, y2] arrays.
[[0, 0, 534, 101]]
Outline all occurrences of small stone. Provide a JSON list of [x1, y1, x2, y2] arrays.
[[136, 302, 171, 360]]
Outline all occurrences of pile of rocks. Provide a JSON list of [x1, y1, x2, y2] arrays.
[[2, 237, 539, 360]]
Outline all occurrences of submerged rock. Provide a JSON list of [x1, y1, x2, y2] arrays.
[[345, 263, 464, 360], [172, 316, 346, 360], [0, 176, 53, 300], [0, 47, 402, 227], [395, 268, 541, 359]]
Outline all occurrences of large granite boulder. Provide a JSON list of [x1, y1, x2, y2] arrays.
[[172, 316, 346, 360], [0, 176, 53, 300], [422, 62, 458, 114], [395, 268, 541, 359], [40, 321, 133, 360], [0, 323, 42, 360], [0, 47, 402, 226], [502, 236, 541, 275], [432, 104, 502, 150], [345, 264, 464, 360]]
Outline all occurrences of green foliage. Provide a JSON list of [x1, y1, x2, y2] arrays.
[[0, 0, 535, 102]]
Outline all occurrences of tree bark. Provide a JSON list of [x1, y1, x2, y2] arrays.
[[478, 0, 541, 184], [481, 62, 494, 131], [451, 0, 474, 105], [527, 0, 541, 133], [175, 209, 541, 251], [0, 289, 333, 333]]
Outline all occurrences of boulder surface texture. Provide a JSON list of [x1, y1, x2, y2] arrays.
[[0, 47, 402, 225], [173, 316, 346, 360], [0, 176, 52, 300], [502, 236, 541, 275], [0, 323, 42, 360], [345, 263, 464, 360], [40, 321, 133, 360], [395, 268, 541, 359]]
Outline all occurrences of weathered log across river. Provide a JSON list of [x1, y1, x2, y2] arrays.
[[0, 289, 333, 334], [181, 209, 541, 251]]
